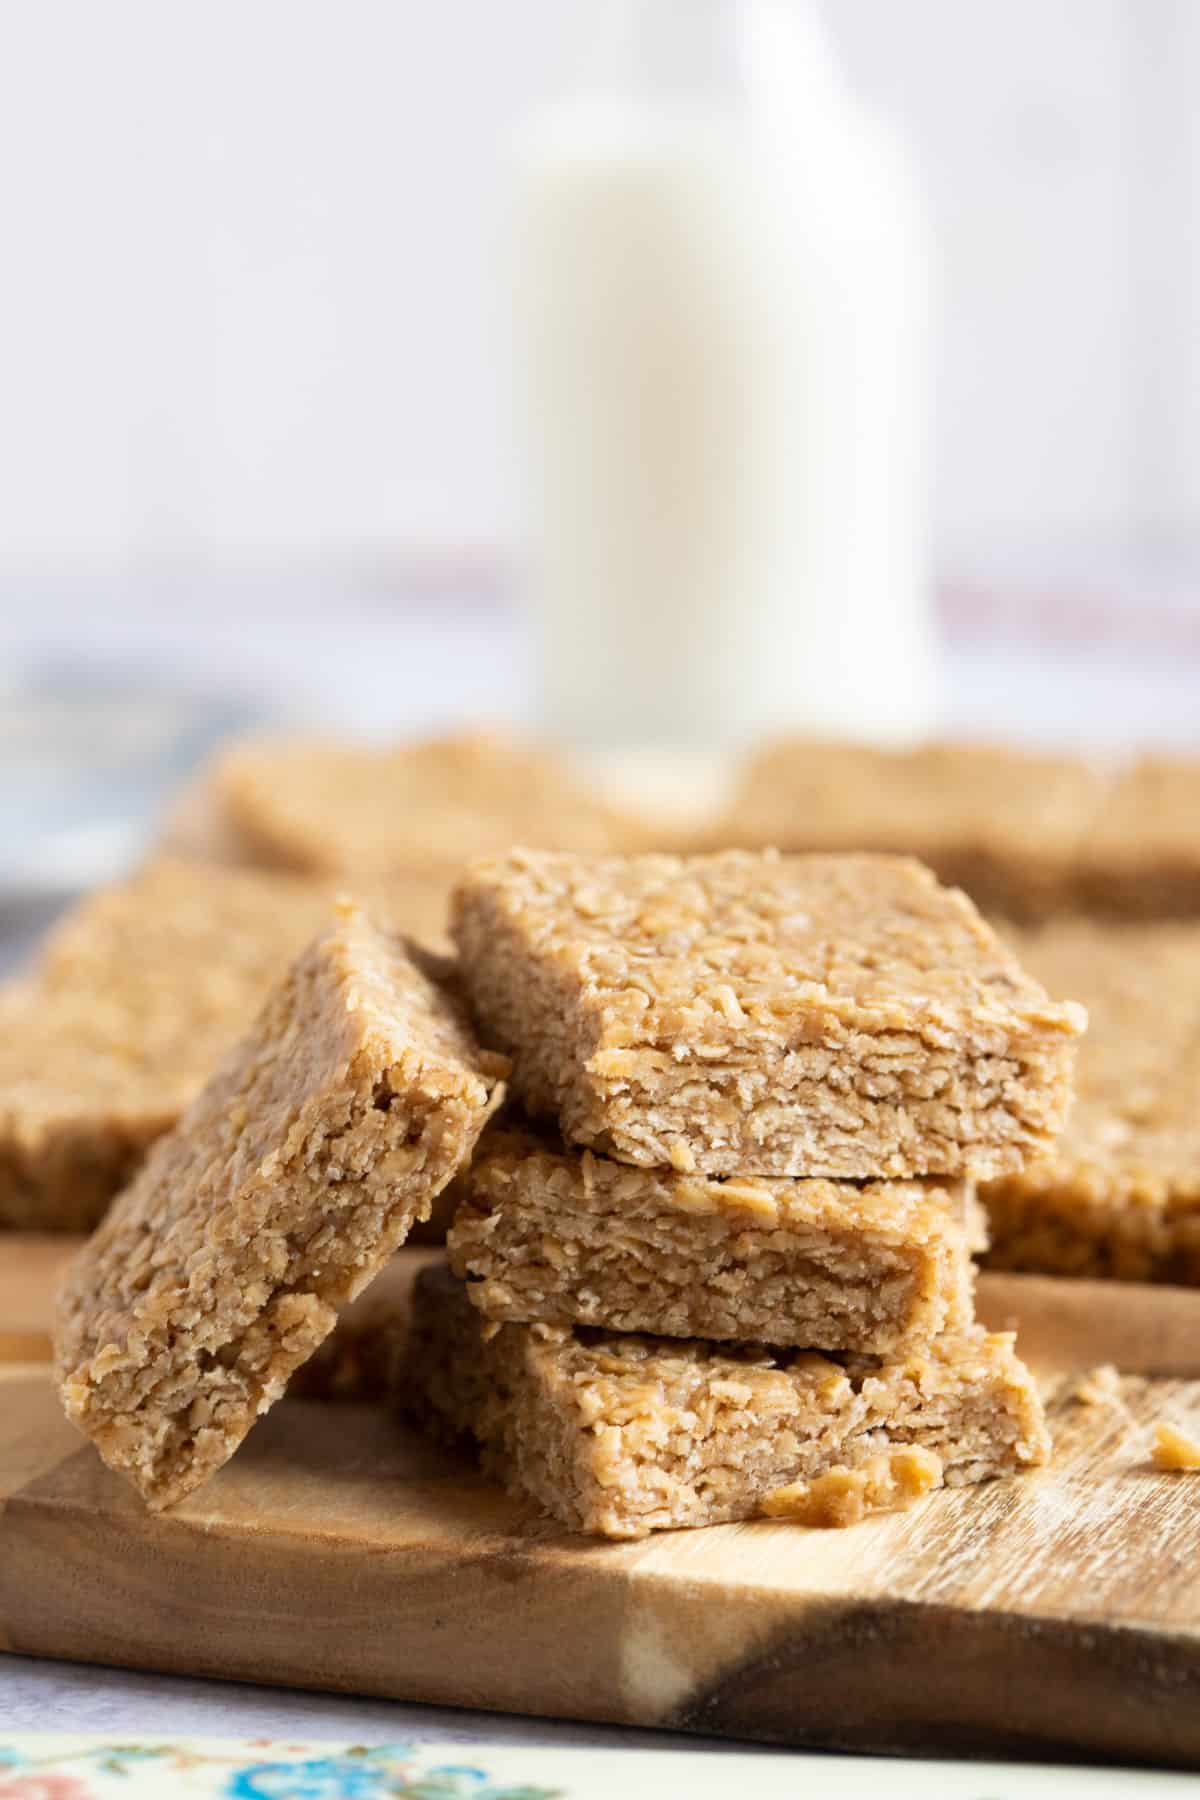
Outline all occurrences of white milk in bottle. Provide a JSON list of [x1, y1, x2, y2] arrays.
[[511, 0, 935, 751]]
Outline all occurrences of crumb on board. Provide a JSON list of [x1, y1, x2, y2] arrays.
[[759, 1446, 944, 1528], [1153, 1421, 1200, 1471], [1073, 1364, 1122, 1406]]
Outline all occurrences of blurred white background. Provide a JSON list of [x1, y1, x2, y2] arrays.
[[1, 0, 1198, 581], [0, 0, 1197, 770]]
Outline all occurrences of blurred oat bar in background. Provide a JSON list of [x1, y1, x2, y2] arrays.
[[1077, 756, 1200, 920], [721, 736, 1200, 925], [0, 860, 333, 1230], [166, 730, 651, 880], [983, 919, 1200, 1280], [720, 739, 1106, 923]]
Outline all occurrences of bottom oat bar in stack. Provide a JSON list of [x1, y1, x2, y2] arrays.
[[400, 848, 1072, 1538], [408, 1262, 1046, 1538], [415, 1131, 1047, 1539]]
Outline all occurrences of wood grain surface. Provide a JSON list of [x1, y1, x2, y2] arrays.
[[0, 1235, 78, 1361], [4, 1241, 1200, 1763]]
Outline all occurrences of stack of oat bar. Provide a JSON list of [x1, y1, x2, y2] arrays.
[[409, 849, 1083, 1538]]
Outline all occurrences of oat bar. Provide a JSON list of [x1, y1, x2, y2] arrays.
[[55, 906, 506, 1508], [0, 860, 336, 1231], [0, 856, 474, 1232], [718, 739, 1106, 923], [982, 920, 1200, 1280], [452, 850, 1084, 1180], [448, 1126, 977, 1353], [211, 730, 645, 878], [1077, 756, 1200, 920], [408, 1267, 1050, 1539]]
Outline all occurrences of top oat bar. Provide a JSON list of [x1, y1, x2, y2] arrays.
[[452, 850, 1085, 1180], [55, 903, 506, 1510]]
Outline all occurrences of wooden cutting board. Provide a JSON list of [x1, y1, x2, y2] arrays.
[[4, 1237, 1200, 1767], [0, 1234, 78, 1359]]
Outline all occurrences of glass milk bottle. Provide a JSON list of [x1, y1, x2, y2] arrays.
[[511, 0, 935, 751]]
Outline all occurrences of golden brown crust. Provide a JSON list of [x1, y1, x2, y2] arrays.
[[54, 908, 506, 1509], [407, 1267, 1050, 1539], [452, 849, 1084, 1179], [449, 1124, 976, 1353]]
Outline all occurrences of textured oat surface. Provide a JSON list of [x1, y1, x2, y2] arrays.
[[719, 739, 1107, 922], [0, 860, 337, 1231], [449, 1125, 976, 1353], [983, 919, 1200, 1280], [408, 1267, 1050, 1538], [452, 849, 1084, 1179], [55, 907, 506, 1509], [212, 730, 645, 878]]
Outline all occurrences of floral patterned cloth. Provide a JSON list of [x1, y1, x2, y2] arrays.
[[0, 1741, 558, 1800], [0, 1735, 1177, 1798]]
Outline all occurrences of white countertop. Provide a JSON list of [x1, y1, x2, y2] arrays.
[[0, 1652, 706, 1749]]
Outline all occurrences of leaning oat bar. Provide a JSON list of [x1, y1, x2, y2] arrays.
[[448, 1125, 977, 1354], [452, 850, 1085, 1180], [55, 905, 506, 1509], [407, 1267, 1050, 1539]]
